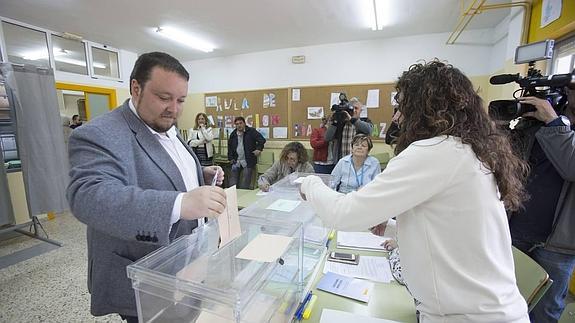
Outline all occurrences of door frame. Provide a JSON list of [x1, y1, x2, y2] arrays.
[[55, 82, 117, 120]]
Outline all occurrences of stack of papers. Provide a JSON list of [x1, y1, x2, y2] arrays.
[[323, 256, 393, 283], [337, 231, 390, 251], [316, 272, 373, 303], [266, 199, 301, 212], [320, 309, 402, 323]]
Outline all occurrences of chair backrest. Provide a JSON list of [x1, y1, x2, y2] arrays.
[[372, 152, 391, 170], [256, 151, 275, 175], [512, 246, 553, 312]]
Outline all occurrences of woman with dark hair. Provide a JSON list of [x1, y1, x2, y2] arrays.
[[301, 60, 530, 322], [188, 112, 214, 166], [258, 141, 314, 192]]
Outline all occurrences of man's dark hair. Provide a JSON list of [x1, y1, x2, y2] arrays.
[[72, 114, 79, 121], [234, 116, 246, 124], [129, 52, 189, 95]]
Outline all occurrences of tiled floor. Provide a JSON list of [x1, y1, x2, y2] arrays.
[[0, 213, 122, 322]]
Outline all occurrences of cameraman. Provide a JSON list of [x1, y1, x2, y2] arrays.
[[509, 90, 575, 323], [325, 97, 373, 160]]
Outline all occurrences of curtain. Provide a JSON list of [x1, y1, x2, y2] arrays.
[[0, 63, 69, 216], [0, 148, 15, 226]]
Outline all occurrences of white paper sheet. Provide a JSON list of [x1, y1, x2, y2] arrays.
[[323, 256, 393, 283], [541, 0, 562, 28], [330, 92, 340, 106], [337, 231, 390, 251], [236, 233, 293, 262], [266, 199, 301, 212], [292, 88, 301, 101], [366, 89, 380, 108], [218, 186, 242, 247], [272, 127, 288, 139], [320, 309, 402, 323]]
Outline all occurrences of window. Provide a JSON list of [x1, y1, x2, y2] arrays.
[[2, 21, 50, 68], [551, 36, 575, 74], [90, 44, 120, 79], [51, 35, 88, 75]]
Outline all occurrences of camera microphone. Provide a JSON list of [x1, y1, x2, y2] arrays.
[[489, 73, 521, 85], [517, 73, 575, 89]]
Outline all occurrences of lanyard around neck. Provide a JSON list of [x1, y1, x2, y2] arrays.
[[349, 160, 365, 188]]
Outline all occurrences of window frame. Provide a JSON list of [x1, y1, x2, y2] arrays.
[[87, 41, 122, 82]]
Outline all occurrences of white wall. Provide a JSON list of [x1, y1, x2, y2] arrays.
[[185, 28, 500, 93]]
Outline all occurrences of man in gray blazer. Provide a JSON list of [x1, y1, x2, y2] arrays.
[[67, 52, 226, 322]]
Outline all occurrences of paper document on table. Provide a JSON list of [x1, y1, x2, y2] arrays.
[[218, 186, 242, 247], [323, 256, 393, 283], [266, 199, 301, 212], [337, 231, 390, 251], [316, 272, 373, 303], [293, 176, 305, 184], [255, 190, 268, 196], [320, 309, 402, 323], [236, 233, 293, 262]]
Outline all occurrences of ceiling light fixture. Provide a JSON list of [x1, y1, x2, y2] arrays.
[[155, 26, 215, 53], [370, 0, 389, 31]]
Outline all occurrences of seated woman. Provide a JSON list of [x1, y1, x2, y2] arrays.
[[330, 134, 381, 194], [258, 142, 314, 192], [188, 113, 214, 166], [301, 61, 529, 322]]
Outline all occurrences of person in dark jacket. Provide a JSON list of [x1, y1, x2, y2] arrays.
[[509, 90, 575, 323], [227, 116, 266, 189]]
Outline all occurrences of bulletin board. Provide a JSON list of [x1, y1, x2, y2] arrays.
[[204, 88, 290, 140], [290, 83, 397, 141]]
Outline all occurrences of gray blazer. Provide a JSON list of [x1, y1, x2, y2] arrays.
[[67, 100, 204, 317]]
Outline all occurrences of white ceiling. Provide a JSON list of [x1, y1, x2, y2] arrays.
[[0, 0, 511, 62]]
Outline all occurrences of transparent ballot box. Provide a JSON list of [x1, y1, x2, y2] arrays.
[[239, 191, 330, 247], [127, 217, 304, 323], [268, 172, 333, 194]]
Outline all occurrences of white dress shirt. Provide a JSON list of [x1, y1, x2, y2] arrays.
[[129, 99, 199, 228]]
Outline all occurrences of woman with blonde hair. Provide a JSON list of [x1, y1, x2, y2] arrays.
[[188, 112, 214, 166]]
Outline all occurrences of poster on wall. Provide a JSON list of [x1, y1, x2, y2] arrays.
[[269, 93, 276, 107], [262, 115, 270, 127], [224, 115, 234, 128], [242, 98, 249, 110], [263, 94, 270, 109], [271, 115, 280, 126], [245, 115, 254, 127], [273, 127, 288, 139], [541, 0, 562, 28], [205, 96, 217, 108], [307, 107, 324, 120], [257, 127, 270, 139], [292, 89, 300, 101], [390, 92, 398, 106], [379, 123, 387, 138], [366, 89, 379, 108]]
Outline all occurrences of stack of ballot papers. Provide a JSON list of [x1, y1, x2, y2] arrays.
[[319, 309, 402, 323], [316, 272, 373, 303], [337, 231, 390, 251], [323, 256, 393, 283]]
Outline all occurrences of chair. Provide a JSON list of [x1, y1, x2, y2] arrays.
[[372, 152, 391, 170], [558, 302, 575, 323], [512, 246, 553, 312], [256, 151, 275, 175]]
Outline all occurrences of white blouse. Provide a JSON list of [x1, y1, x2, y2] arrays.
[[302, 136, 528, 323]]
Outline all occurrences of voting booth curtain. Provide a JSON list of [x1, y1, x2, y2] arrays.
[[0, 63, 69, 216]]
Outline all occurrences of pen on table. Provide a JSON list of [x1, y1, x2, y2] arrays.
[[211, 168, 220, 186], [302, 294, 318, 320], [296, 291, 313, 320], [325, 230, 335, 248]]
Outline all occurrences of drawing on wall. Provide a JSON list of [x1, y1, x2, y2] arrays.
[[307, 107, 324, 120], [217, 115, 224, 128], [242, 98, 250, 110], [269, 93, 276, 107], [224, 115, 234, 128], [271, 114, 280, 126], [306, 124, 312, 137], [262, 115, 270, 127], [257, 128, 270, 139], [293, 123, 300, 137], [245, 115, 254, 127], [207, 115, 215, 126], [205, 96, 217, 108], [224, 98, 232, 110], [379, 122, 387, 138], [273, 127, 288, 139], [391, 92, 398, 106], [263, 93, 270, 109]]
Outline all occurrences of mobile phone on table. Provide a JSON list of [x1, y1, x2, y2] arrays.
[[328, 251, 359, 265]]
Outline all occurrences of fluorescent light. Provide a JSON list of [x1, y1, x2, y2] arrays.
[[155, 26, 215, 53], [21, 48, 107, 69], [370, 0, 390, 31], [56, 57, 107, 69]]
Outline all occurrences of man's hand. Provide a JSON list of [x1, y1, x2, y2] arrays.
[[180, 186, 226, 220], [203, 165, 224, 186], [253, 150, 262, 156], [343, 111, 352, 122], [520, 96, 558, 124]]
